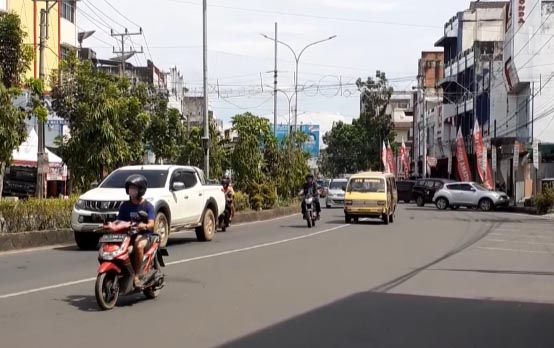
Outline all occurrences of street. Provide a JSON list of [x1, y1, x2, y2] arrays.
[[1, 205, 554, 348]]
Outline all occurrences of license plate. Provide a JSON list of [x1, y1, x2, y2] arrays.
[[91, 214, 117, 223], [99, 234, 127, 243]]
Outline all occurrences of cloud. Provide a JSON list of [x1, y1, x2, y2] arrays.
[[303, 0, 399, 12]]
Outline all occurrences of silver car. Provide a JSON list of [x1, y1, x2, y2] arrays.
[[432, 182, 510, 212], [326, 178, 348, 208]]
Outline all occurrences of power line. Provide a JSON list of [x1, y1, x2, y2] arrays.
[[83, 0, 124, 30]]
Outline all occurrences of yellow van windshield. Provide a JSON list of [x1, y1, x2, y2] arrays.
[[347, 178, 386, 193]]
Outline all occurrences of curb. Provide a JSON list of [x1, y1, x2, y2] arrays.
[[0, 205, 300, 252]]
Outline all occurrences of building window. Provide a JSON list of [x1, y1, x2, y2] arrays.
[[61, 1, 75, 23], [61, 46, 70, 60]]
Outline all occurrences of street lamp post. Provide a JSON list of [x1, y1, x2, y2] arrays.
[[261, 33, 337, 132], [274, 89, 297, 134]]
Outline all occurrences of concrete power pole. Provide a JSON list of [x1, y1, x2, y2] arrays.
[[111, 28, 143, 77], [35, 0, 58, 199], [202, 0, 210, 179], [273, 22, 278, 137]]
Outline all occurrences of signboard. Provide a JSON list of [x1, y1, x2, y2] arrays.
[[533, 140, 539, 169], [37, 153, 49, 174], [514, 142, 519, 168], [518, 0, 526, 25], [274, 124, 320, 158], [447, 152, 452, 174]]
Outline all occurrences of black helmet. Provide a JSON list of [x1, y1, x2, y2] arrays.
[[221, 175, 231, 186], [306, 174, 314, 181], [125, 174, 148, 198]]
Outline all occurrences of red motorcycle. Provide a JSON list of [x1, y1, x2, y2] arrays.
[[94, 211, 168, 310]]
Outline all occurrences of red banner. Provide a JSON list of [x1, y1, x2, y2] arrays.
[[400, 138, 409, 179], [387, 141, 396, 177], [382, 141, 389, 173], [456, 129, 472, 182], [473, 121, 493, 189]]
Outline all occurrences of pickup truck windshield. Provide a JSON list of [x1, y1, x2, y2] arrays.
[[100, 170, 169, 189], [347, 178, 385, 193]]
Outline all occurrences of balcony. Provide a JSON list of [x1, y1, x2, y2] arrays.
[[443, 103, 456, 120]]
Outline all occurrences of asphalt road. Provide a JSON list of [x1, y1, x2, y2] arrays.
[[2, 205, 554, 348]]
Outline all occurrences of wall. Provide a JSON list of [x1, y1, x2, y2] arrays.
[[8, 0, 60, 91], [60, 17, 76, 48], [0, 1, 6, 12]]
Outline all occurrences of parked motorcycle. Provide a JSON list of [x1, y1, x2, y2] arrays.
[[94, 210, 168, 311], [303, 193, 317, 228], [219, 191, 233, 232]]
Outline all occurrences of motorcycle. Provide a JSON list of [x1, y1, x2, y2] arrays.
[[303, 193, 317, 228], [218, 191, 233, 232], [94, 210, 168, 311]]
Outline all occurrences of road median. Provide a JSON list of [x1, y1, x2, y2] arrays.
[[0, 205, 300, 252]]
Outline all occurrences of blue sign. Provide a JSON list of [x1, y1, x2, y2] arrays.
[[272, 124, 320, 158]]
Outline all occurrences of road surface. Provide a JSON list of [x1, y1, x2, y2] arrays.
[[1, 205, 554, 348]]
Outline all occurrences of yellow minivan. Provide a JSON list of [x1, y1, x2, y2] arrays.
[[343, 172, 398, 225]]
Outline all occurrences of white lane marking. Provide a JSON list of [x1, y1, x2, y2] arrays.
[[476, 246, 552, 255], [0, 213, 301, 256], [0, 224, 349, 300], [486, 238, 554, 246]]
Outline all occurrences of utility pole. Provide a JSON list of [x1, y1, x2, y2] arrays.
[[111, 28, 143, 77], [273, 22, 278, 137], [34, 0, 57, 199], [202, 0, 210, 179]]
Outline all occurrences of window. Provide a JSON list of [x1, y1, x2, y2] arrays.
[[100, 170, 169, 189], [61, 1, 75, 23], [347, 178, 385, 193], [425, 181, 435, 189], [447, 184, 461, 191], [183, 172, 198, 189], [460, 184, 474, 191], [61, 46, 70, 60]]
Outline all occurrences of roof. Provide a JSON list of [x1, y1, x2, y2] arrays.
[[118, 165, 199, 172], [350, 171, 395, 178], [469, 1, 508, 10]]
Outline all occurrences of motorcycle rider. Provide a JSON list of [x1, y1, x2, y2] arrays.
[[104, 174, 155, 288], [301, 174, 321, 219], [221, 175, 235, 220]]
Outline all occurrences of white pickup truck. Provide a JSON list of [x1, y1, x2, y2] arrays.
[[71, 165, 225, 250]]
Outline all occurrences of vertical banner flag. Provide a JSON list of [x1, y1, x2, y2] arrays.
[[401, 137, 409, 179], [473, 121, 493, 188], [382, 141, 389, 173], [456, 128, 472, 181], [387, 141, 396, 177], [533, 139, 540, 169]]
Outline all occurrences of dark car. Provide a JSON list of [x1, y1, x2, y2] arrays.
[[412, 178, 455, 207], [397, 180, 415, 203]]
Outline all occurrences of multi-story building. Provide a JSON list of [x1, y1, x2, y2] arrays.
[[386, 92, 414, 175], [500, 0, 554, 200], [413, 51, 444, 177], [434, 1, 507, 181]]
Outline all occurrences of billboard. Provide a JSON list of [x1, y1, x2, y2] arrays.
[[273, 124, 320, 158]]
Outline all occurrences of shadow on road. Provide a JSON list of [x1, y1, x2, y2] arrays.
[[61, 294, 149, 312], [216, 291, 554, 348]]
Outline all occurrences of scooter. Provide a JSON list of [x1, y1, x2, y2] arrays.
[[94, 210, 168, 311], [219, 191, 233, 232], [303, 193, 317, 228]]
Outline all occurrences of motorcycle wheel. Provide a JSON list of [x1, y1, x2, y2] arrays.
[[95, 272, 119, 310], [306, 214, 313, 228], [144, 257, 161, 299], [312, 217, 316, 227]]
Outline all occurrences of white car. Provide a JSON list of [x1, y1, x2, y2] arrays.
[[71, 165, 225, 250], [326, 178, 348, 208], [432, 181, 510, 212]]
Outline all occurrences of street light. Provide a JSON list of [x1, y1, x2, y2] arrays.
[[261, 33, 337, 132], [273, 88, 297, 134]]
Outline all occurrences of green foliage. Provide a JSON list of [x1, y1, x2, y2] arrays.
[[0, 197, 78, 233], [144, 99, 186, 163], [233, 191, 250, 212], [322, 71, 396, 176], [0, 12, 33, 88], [535, 188, 554, 214], [230, 113, 273, 191], [51, 53, 151, 192], [247, 182, 277, 211]]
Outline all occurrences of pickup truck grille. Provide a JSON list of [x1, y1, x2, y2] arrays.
[[84, 200, 125, 212]]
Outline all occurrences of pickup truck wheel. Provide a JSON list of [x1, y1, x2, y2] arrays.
[[196, 209, 215, 242], [154, 212, 169, 248], [74, 232, 99, 251]]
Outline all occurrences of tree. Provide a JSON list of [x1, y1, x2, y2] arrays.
[[0, 12, 34, 197], [144, 97, 185, 163], [51, 54, 150, 191], [230, 113, 272, 191], [322, 71, 396, 175]]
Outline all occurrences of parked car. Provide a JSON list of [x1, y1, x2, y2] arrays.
[[325, 178, 348, 208], [71, 165, 225, 250], [432, 182, 510, 212], [412, 178, 455, 207], [396, 180, 415, 203]]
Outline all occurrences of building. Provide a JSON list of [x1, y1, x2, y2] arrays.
[[1, 0, 78, 90], [434, 1, 507, 181], [413, 51, 444, 177], [386, 92, 414, 176]]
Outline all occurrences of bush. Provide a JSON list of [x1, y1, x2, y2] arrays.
[[247, 182, 277, 211], [0, 196, 78, 233], [233, 191, 250, 212], [535, 188, 554, 214]]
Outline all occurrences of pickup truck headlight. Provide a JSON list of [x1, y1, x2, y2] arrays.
[[75, 199, 85, 210]]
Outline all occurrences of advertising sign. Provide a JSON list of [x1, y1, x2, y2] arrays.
[[273, 124, 320, 158]]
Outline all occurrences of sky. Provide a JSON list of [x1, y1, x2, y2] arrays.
[[78, 0, 476, 136]]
